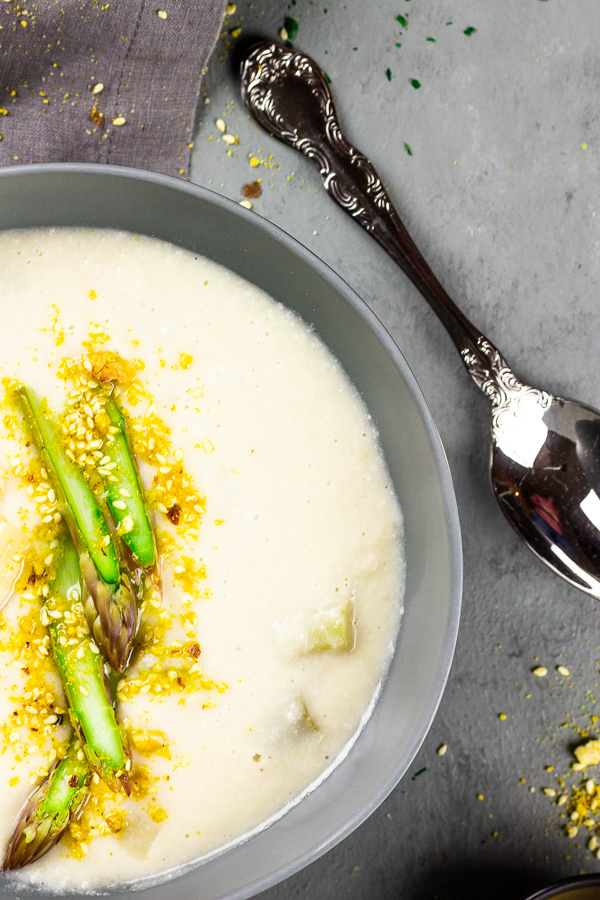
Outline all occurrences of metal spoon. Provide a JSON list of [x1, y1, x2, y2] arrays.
[[241, 41, 600, 600]]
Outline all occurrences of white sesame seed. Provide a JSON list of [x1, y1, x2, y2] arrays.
[[92, 82, 104, 94], [532, 666, 547, 677], [119, 489, 132, 498], [557, 665, 571, 677], [113, 500, 127, 510], [222, 133, 237, 145], [216, 118, 226, 132], [239, 200, 252, 209], [112, 116, 126, 126]]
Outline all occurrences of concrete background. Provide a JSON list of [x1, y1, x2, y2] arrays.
[[191, 2, 600, 898]]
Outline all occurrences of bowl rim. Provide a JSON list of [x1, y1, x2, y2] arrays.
[[525, 874, 600, 899], [0, 162, 463, 898]]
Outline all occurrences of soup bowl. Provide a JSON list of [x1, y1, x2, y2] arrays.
[[0, 164, 462, 900]]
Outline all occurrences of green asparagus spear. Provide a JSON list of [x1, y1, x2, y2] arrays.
[[16, 385, 138, 671], [16, 385, 119, 585], [3, 735, 91, 870], [102, 395, 156, 569], [47, 536, 130, 794]]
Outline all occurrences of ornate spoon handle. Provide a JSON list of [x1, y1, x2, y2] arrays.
[[241, 42, 520, 407]]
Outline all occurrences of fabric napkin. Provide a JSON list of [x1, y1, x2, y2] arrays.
[[0, 0, 227, 178]]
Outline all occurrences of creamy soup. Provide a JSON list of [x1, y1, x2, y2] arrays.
[[0, 229, 403, 891]]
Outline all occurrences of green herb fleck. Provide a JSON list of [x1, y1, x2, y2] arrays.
[[352, 47, 358, 51], [446, 21, 452, 25], [404, 142, 412, 156], [410, 78, 421, 89], [284, 16, 298, 39], [426, 36, 436, 42], [412, 767, 427, 780], [463, 26, 476, 35], [396, 42, 402, 48], [396, 14, 407, 27], [386, 67, 392, 82], [324, 72, 331, 84]]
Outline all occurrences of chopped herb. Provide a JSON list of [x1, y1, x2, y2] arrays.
[[410, 78, 421, 89], [352, 46, 358, 51], [404, 142, 412, 156], [386, 67, 392, 81], [446, 21, 452, 25], [426, 36, 436, 42], [324, 72, 331, 84], [396, 13, 407, 27], [396, 42, 402, 48], [284, 16, 298, 39], [412, 767, 427, 780], [463, 26, 476, 35], [285, 40, 293, 49]]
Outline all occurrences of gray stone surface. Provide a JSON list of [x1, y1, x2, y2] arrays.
[[191, 2, 600, 898]]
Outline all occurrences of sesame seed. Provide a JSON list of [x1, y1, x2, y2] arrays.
[[222, 133, 237, 145], [587, 779, 595, 794], [532, 666, 547, 677], [542, 787, 556, 797], [557, 665, 571, 677], [119, 489, 132, 498], [567, 825, 578, 838], [112, 116, 127, 126], [590, 836, 599, 852], [113, 500, 127, 510], [157, 9, 167, 18], [437, 744, 447, 756], [239, 200, 252, 209]]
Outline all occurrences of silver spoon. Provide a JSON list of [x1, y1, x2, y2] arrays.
[[241, 41, 600, 600]]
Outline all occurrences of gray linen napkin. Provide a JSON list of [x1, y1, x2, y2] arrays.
[[0, 0, 226, 177]]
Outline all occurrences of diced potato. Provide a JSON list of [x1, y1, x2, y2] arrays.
[[118, 807, 161, 859], [274, 601, 355, 655], [267, 696, 319, 747]]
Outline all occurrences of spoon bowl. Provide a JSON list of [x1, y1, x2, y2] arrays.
[[241, 41, 600, 600]]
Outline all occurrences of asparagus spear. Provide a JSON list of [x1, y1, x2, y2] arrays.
[[16, 385, 119, 585], [47, 535, 131, 794], [102, 395, 156, 569], [3, 735, 91, 870], [16, 385, 138, 671]]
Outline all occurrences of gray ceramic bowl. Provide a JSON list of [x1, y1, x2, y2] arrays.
[[0, 164, 462, 899]]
